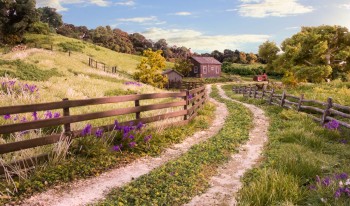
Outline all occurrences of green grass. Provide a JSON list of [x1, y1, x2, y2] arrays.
[[97, 85, 252, 205], [222, 84, 350, 206], [0, 102, 216, 205]]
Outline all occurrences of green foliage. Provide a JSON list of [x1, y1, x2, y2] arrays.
[[37, 7, 63, 29], [0, 60, 62, 81], [104, 88, 136, 96], [98, 86, 252, 205], [258, 40, 280, 64], [57, 41, 85, 52], [0, 103, 216, 205], [173, 58, 193, 77], [134, 49, 168, 88], [0, 0, 38, 44], [222, 85, 350, 205], [273, 25, 350, 82], [27, 22, 50, 35]]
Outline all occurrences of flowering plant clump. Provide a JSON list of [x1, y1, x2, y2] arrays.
[[324, 119, 340, 130], [76, 120, 151, 154], [2, 110, 62, 135], [124, 81, 142, 87], [1, 78, 39, 97], [309, 173, 350, 202]]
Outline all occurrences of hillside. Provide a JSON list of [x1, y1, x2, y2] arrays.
[[0, 34, 170, 106]]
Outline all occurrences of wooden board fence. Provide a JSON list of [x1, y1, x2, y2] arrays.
[[0, 86, 207, 175], [232, 85, 350, 129]]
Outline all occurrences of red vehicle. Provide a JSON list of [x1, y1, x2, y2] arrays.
[[253, 73, 268, 82]]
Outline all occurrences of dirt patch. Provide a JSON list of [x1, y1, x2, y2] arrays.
[[21, 85, 228, 206], [185, 84, 269, 206]]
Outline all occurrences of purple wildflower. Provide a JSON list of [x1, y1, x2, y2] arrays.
[[32, 111, 39, 121], [4, 114, 11, 120], [44, 110, 53, 119], [95, 128, 104, 138], [81, 124, 92, 136], [144, 135, 152, 142], [114, 120, 122, 131], [129, 141, 136, 148], [336, 173, 348, 180], [344, 187, 350, 196], [335, 188, 343, 198], [322, 177, 331, 186], [23, 84, 38, 93], [113, 144, 122, 152], [324, 120, 340, 130], [339, 139, 348, 144], [136, 122, 144, 130], [129, 135, 135, 140], [188, 94, 194, 100], [124, 81, 142, 86], [309, 185, 317, 191], [53, 112, 61, 118], [21, 117, 27, 122], [13, 115, 18, 121], [316, 175, 321, 183]]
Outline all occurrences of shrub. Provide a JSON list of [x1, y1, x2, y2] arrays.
[[58, 42, 84, 52], [27, 22, 50, 35]]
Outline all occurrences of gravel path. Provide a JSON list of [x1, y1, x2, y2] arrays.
[[22, 85, 228, 206], [185, 84, 269, 206]]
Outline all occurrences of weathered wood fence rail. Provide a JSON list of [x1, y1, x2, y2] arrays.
[[0, 86, 206, 175], [233, 85, 350, 128]]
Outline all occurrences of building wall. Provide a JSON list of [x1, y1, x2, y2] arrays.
[[166, 71, 183, 82], [201, 64, 221, 78]]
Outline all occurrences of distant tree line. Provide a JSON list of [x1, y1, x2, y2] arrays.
[[258, 25, 350, 84], [0, 1, 263, 65]]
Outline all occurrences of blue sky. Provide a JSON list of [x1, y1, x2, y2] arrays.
[[37, 0, 350, 53]]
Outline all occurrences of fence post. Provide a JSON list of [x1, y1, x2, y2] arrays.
[[253, 86, 257, 98], [248, 85, 252, 98], [268, 89, 274, 104], [69, 51, 71, 56], [280, 91, 286, 107], [103, 63, 106, 72], [62, 98, 71, 136], [261, 87, 265, 99], [95, 61, 98, 69], [88, 58, 91, 66], [297, 94, 304, 112], [321, 97, 333, 125], [135, 100, 140, 119], [243, 86, 246, 95], [50, 44, 53, 51], [184, 90, 189, 120]]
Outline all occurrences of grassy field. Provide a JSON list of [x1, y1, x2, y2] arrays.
[[223, 84, 350, 206]]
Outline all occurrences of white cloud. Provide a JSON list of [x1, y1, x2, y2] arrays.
[[285, 26, 300, 30], [339, 4, 350, 10], [173, 12, 192, 16], [238, 0, 314, 18], [113, 16, 166, 26], [141, 27, 270, 52], [36, 0, 110, 12], [115, 0, 135, 6]]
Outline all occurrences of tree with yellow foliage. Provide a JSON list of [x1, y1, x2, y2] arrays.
[[134, 49, 168, 88]]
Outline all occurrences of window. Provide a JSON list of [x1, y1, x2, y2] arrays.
[[194, 66, 198, 73], [203, 66, 207, 74], [211, 66, 215, 71], [216, 66, 219, 74]]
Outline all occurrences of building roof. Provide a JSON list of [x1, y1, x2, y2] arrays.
[[191, 56, 222, 65], [161, 69, 184, 77]]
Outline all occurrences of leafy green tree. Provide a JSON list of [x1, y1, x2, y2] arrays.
[[134, 49, 168, 88], [246, 52, 258, 64], [173, 58, 193, 77], [278, 25, 350, 82], [258, 40, 280, 64], [37, 7, 63, 30], [0, 0, 38, 44]]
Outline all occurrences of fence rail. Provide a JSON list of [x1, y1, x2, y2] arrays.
[[233, 85, 350, 129], [0, 86, 207, 175]]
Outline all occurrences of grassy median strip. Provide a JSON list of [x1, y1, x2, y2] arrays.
[[222, 84, 350, 206], [97, 86, 252, 205]]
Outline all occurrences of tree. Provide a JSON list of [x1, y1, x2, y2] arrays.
[[0, 0, 38, 44], [246, 52, 258, 64], [134, 49, 168, 88], [37, 7, 63, 29], [173, 58, 193, 77], [278, 25, 350, 82], [258, 40, 280, 64], [211, 50, 224, 62], [238, 52, 247, 64]]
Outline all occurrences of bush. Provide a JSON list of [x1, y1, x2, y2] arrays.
[[58, 42, 85, 52], [0, 60, 62, 81], [27, 22, 50, 35]]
